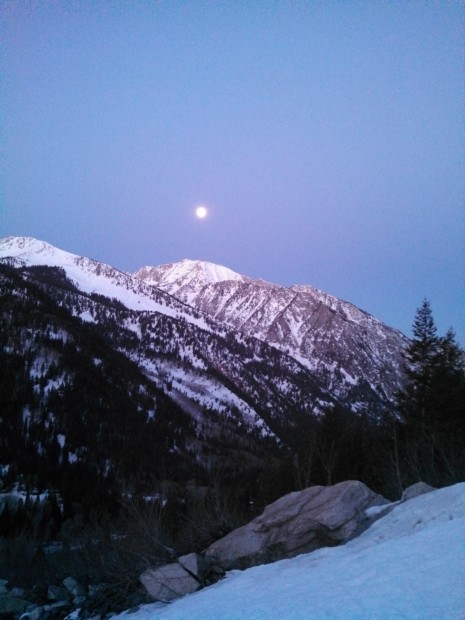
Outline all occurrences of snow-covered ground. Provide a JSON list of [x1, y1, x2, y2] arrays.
[[119, 483, 465, 620]]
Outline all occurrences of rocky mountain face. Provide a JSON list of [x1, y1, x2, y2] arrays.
[[134, 260, 408, 416]]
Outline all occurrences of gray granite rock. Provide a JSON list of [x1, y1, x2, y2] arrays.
[[205, 480, 389, 570], [62, 578, 86, 598], [401, 482, 436, 502], [177, 553, 210, 580], [140, 563, 200, 602]]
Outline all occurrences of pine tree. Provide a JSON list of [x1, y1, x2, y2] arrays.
[[398, 299, 438, 432], [396, 300, 465, 485]]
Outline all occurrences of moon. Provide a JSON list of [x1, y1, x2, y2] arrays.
[[195, 205, 208, 219]]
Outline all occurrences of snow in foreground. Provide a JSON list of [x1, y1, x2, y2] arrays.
[[119, 483, 465, 620]]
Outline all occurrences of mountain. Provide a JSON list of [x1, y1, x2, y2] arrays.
[[134, 260, 408, 413], [2, 237, 407, 422], [0, 236, 408, 522], [0, 237, 334, 432]]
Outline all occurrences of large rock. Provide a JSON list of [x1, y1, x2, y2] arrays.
[[140, 562, 201, 602], [401, 481, 435, 502], [177, 553, 210, 581], [0, 594, 30, 618], [205, 480, 388, 570], [62, 577, 86, 598]]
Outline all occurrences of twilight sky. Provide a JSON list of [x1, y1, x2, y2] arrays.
[[1, 1, 463, 343]]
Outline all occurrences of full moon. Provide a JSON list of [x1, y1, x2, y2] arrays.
[[195, 205, 208, 219]]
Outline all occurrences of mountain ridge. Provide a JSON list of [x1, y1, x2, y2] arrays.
[[133, 255, 408, 409], [1, 236, 407, 415]]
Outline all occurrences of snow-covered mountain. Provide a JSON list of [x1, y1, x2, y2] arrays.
[[116, 482, 465, 620], [0, 237, 341, 467], [0, 236, 407, 422], [0, 235, 411, 529], [135, 258, 408, 412]]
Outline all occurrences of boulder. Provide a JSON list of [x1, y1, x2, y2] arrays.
[[205, 480, 388, 570], [47, 585, 70, 601], [401, 482, 435, 502], [140, 562, 201, 602], [0, 594, 30, 618], [177, 553, 210, 581], [62, 577, 86, 598]]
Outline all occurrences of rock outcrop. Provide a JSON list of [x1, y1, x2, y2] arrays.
[[140, 480, 389, 602], [204, 480, 388, 570], [140, 552, 215, 602]]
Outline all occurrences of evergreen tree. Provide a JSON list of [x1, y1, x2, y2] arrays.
[[398, 299, 438, 432], [396, 300, 465, 486]]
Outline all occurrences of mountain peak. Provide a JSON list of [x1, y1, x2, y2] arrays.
[[0, 236, 72, 262], [133, 258, 249, 300]]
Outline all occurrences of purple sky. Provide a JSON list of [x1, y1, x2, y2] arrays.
[[1, 1, 463, 344]]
